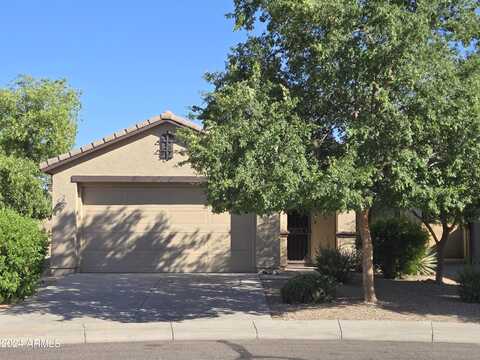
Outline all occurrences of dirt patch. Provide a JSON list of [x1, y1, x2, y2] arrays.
[[261, 272, 480, 323]]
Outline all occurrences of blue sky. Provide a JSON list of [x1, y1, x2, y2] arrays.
[[0, 1, 249, 147]]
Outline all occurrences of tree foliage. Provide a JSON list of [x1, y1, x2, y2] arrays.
[[0, 75, 80, 221], [184, 71, 316, 214], [0, 75, 80, 163], [0, 153, 50, 219]]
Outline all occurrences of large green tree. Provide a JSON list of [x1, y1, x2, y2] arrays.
[[181, 1, 479, 302], [0, 75, 81, 163]]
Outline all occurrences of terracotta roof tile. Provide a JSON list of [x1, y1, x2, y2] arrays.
[[69, 148, 81, 157], [80, 144, 93, 152], [102, 134, 115, 142], [92, 139, 104, 147]]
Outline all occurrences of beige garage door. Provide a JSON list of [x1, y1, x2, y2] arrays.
[[79, 184, 256, 272]]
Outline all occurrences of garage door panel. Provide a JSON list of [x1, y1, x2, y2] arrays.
[[83, 187, 127, 205], [208, 234, 231, 254], [82, 231, 173, 251], [83, 208, 220, 229], [80, 185, 255, 273], [210, 212, 230, 225], [82, 220, 229, 234], [82, 230, 229, 251], [83, 186, 207, 206], [83, 211, 229, 233], [82, 217, 170, 234], [81, 249, 215, 273]]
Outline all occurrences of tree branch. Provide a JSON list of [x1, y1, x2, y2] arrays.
[[411, 210, 439, 244]]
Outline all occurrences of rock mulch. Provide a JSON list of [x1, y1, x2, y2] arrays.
[[261, 270, 480, 323]]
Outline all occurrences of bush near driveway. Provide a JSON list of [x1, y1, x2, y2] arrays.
[[371, 217, 430, 279], [458, 267, 480, 303], [0, 208, 48, 303], [315, 248, 358, 283], [281, 273, 336, 304]]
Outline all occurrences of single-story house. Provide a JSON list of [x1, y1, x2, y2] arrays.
[[41, 111, 356, 275], [41, 111, 469, 275]]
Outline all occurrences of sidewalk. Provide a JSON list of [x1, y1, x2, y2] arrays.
[[2, 318, 480, 345]]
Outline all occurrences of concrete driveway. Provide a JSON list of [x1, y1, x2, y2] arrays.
[[2, 273, 271, 323]]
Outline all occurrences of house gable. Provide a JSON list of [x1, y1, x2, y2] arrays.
[[50, 122, 197, 179], [41, 111, 201, 175]]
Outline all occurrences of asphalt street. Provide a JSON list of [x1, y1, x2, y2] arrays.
[[1, 340, 480, 360]]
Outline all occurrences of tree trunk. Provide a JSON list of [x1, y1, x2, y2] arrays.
[[435, 228, 450, 284], [357, 208, 377, 304]]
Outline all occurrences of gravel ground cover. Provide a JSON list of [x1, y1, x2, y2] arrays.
[[261, 266, 480, 323]]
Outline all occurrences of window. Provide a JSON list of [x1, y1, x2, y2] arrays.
[[159, 131, 174, 160]]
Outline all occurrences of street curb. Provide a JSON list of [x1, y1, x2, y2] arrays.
[[1, 319, 480, 345], [172, 319, 257, 341], [339, 320, 432, 343], [83, 322, 172, 344], [254, 319, 340, 340], [432, 321, 480, 344]]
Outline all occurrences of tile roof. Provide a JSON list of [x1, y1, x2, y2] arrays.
[[40, 111, 202, 174]]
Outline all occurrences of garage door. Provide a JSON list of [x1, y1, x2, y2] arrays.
[[79, 184, 256, 272]]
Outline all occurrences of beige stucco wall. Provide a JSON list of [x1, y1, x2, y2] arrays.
[[336, 211, 357, 251], [256, 214, 281, 269], [49, 123, 279, 273], [426, 224, 466, 259], [310, 213, 337, 259], [309, 211, 356, 259], [337, 211, 356, 234]]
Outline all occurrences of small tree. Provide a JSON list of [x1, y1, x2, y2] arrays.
[[405, 55, 480, 283], [0, 75, 81, 163]]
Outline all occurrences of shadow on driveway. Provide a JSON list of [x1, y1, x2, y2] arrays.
[[3, 273, 271, 323]]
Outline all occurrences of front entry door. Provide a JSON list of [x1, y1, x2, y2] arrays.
[[287, 211, 310, 261]]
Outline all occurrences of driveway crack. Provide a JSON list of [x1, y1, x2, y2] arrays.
[[431, 321, 434, 343], [252, 320, 259, 340], [82, 323, 87, 344], [170, 322, 175, 341], [134, 277, 163, 322]]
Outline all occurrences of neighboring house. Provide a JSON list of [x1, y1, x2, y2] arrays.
[[41, 111, 355, 275]]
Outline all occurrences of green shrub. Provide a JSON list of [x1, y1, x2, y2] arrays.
[[407, 246, 437, 276], [371, 217, 429, 279], [458, 267, 480, 303], [281, 273, 336, 304], [0, 208, 48, 303], [0, 154, 51, 219], [315, 248, 358, 283]]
